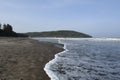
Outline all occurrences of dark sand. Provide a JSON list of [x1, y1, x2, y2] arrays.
[[0, 38, 64, 80]]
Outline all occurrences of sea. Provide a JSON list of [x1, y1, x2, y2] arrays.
[[33, 38, 120, 80]]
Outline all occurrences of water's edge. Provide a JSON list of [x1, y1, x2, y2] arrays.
[[44, 40, 68, 80], [39, 38, 120, 80]]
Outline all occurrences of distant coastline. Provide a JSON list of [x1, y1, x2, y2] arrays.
[[0, 23, 92, 38], [25, 30, 92, 38]]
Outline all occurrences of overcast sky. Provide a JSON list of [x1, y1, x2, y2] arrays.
[[0, 0, 120, 37]]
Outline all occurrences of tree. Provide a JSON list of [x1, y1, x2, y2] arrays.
[[3, 24, 13, 32]]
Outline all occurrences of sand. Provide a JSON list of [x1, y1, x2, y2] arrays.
[[0, 38, 64, 80]]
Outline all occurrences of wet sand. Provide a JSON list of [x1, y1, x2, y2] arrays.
[[0, 38, 64, 80]]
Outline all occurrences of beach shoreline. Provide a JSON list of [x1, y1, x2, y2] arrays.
[[0, 37, 64, 80]]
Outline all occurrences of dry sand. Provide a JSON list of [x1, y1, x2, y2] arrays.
[[0, 38, 64, 80]]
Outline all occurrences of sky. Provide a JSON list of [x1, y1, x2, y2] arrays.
[[0, 0, 120, 37]]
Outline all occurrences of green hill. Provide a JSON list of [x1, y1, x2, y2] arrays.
[[26, 30, 92, 38]]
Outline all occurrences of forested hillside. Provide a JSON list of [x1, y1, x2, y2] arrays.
[[26, 30, 92, 38]]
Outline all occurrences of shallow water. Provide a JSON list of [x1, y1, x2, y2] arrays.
[[38, 38, 120, 80]]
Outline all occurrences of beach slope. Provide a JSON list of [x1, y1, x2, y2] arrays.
[[0, 38, 63, 80]]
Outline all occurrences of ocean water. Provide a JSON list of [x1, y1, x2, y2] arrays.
[[32, 37, 60, 43], [35, 38, 120, 80]]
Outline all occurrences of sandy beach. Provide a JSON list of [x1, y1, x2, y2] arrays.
[[0, 38, 63, 80]]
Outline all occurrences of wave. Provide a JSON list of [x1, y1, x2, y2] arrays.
[[44, 39, 68, 80], [41, 38, 120, 80], [33, 37, 120, 42]]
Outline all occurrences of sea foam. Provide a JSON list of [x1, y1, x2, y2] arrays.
[[35, 38, 120, 80], [44, 39, 68, 80]]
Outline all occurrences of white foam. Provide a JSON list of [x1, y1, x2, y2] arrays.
[[61, 38, 120, 41], [44, 39, 68, 80], [42, 38, 120, 80], [33, 37, 120, 42]]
